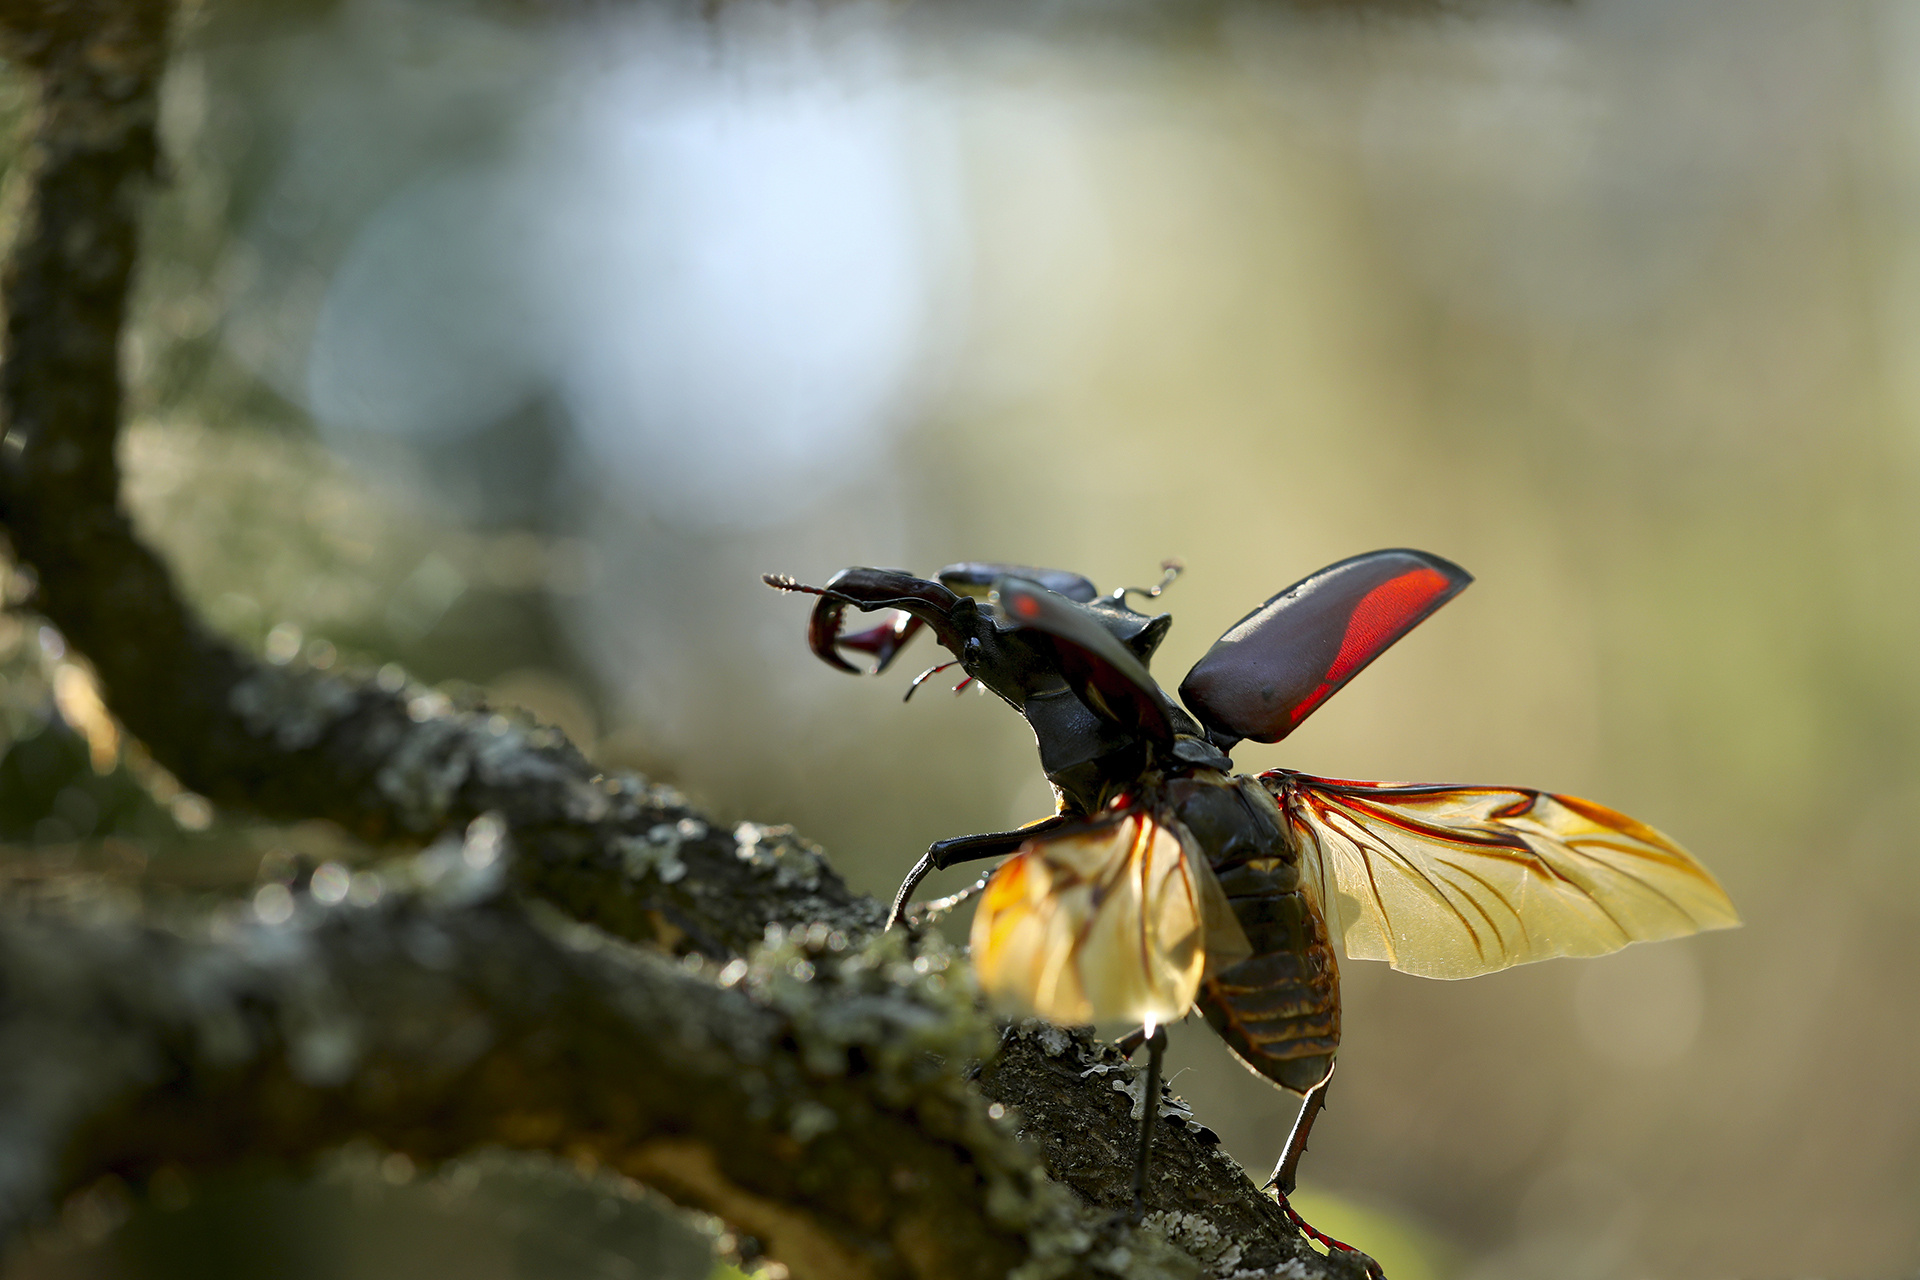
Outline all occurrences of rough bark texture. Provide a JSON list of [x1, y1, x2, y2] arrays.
[[0, 4, 1368, 1279]]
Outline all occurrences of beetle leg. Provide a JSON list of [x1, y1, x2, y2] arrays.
[[904, 660, 961, 702], [1278, 1197, 1383, 1280], [1262, 1067, 1384, 1278], [1127, 1024, 1169, 1223], [1266, 1067, 1331, 1196], [884, 815, 1074, 930], [887, 851, 939, 929]]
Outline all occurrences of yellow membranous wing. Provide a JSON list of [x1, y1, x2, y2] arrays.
[[971, 809, 1249, 1026], [1263, 771, 1739, 980]]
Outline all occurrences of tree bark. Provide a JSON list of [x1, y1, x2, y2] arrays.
[[0, 4, 1368, 1279]]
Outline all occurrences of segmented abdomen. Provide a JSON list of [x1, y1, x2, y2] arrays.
[[1196, 859, 1340, 1096]]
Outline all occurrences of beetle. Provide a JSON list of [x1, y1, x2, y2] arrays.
[[765, 550, 1738, 1267]]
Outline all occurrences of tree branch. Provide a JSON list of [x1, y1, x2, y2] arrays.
[[0, 855, 1047, 1280], [0, 4, 1364, 1279]]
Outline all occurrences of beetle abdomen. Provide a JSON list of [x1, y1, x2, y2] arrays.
[[1197, 868, 1340, 1095]]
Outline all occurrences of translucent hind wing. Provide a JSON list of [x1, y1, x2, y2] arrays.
[[1263, 771, 1739, 980], [971, 810, 1240, 1025]]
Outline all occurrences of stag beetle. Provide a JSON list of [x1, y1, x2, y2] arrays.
[[766, 552, 1736, 1268]]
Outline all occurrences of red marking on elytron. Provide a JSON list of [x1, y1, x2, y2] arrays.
[[1013, 594, 1042, 619], [1288, 567, 1452, 727]]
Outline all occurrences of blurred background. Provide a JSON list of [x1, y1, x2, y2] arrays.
[[2, 0, 1917, 1277]]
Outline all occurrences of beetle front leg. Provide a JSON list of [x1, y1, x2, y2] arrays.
[[885, 814, 1073, 930]]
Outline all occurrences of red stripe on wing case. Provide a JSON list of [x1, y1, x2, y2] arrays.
[[1287, 567, 1454, 729]]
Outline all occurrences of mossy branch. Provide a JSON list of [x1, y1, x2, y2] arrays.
[[0, 4, 1363, 1279]]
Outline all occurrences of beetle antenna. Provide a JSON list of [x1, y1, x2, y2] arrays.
[[1115, 558, 1184, 603], [904, 660, 960, 702], [762, 573, 828, 596]]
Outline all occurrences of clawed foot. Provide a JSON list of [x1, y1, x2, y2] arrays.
[[1269, 1188, 1386, 1280]]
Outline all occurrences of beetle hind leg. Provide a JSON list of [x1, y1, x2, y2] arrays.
[[1262, 1069, 1386, 1278], [1277, 1199, 1384, 1280], [1264, 1063, 1333, 1197]]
